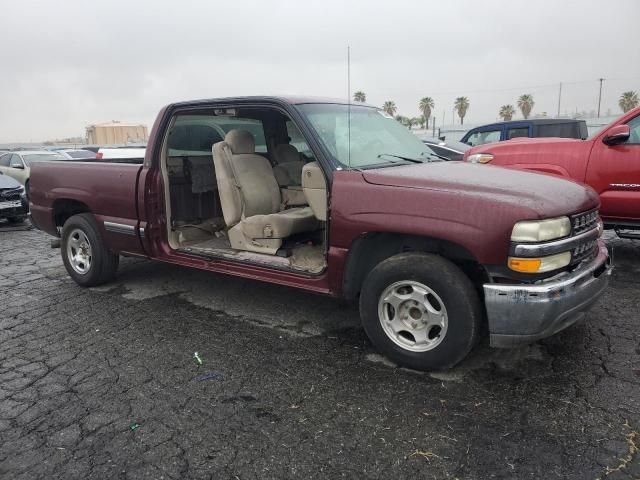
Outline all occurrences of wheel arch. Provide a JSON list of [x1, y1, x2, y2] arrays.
[[52, 198, 92, 230], [342, 232, 488, 301]]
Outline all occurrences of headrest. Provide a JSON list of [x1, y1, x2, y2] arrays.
[[225, 129, 255, 154], [274, 144, 300, 164]]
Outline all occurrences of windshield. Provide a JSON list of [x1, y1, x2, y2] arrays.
[[297, 103, 440, 168], [23, 153, 66, 165]]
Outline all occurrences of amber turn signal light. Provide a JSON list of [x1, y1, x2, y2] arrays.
[[508, 257, 542, 273]]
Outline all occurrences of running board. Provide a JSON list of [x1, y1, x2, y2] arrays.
[[615, 229, 640, 240]]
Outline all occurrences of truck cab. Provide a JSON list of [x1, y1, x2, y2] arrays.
[[461, 119, 588, 147]]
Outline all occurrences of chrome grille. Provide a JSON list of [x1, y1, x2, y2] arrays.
[[570, 209, 599, 263], [571, 209, 598, 235], [0, 187, 22, 202]]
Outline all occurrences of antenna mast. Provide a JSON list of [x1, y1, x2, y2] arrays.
[[347, 46, 351, 168]]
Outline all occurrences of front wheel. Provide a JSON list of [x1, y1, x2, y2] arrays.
[[61, 213, 119, 287], [359, 252, 482, 371]]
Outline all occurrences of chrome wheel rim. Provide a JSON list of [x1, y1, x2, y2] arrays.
[[377, 280, 448, 352], [67, 228, 92, 275]]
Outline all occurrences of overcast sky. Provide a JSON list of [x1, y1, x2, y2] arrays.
[[1, 0, 639, 142]]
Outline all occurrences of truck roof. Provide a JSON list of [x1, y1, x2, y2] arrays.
[[170, 95, 375, 108], [472, 118, 586, 129]]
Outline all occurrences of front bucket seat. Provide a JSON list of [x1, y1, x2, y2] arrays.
[[213, 130, 319, 255]]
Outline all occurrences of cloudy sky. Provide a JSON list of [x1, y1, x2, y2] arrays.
[[1, 0, 639, 142]]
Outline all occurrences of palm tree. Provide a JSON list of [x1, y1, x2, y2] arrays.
[[383, 101, 397, 116], [454, 97, 470, 125], [517, 94, 535, 119], [619, 91, 639, 113], [418, 115, 426, 129], [499, 104, 516, 121], [418, 97, 435, 129], [353, 91, 366, 102]]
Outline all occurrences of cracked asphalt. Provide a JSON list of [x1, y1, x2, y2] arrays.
[[0, 222, 638, 479]]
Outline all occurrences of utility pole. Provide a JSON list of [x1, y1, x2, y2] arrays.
[[557, 82, 562, 118], [597, 78, 604, 118]]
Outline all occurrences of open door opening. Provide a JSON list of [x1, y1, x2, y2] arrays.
[[159, 106, 328, 274]]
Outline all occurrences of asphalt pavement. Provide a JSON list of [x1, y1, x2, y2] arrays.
[[0, 222, 638, 479]]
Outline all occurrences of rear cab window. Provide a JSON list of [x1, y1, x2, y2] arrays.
[[167, 113, 267, 156], [535, 122, 582, 139]]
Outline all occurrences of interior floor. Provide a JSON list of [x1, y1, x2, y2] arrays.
[[179, 232, 326, 274]]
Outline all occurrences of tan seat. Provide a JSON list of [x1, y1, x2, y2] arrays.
[[272, 144, 305, 187], [213, 130, 318, 254]]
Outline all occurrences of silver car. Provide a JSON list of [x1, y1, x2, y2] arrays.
[[0, 150, 67, 195]]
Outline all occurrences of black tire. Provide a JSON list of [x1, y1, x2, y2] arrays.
[[359, 252, 482, 371], [61, 213, 119, 287], [24, 181, 30, 199], [7, 216, 26, 224]]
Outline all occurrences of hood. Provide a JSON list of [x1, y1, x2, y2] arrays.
[[362, 161, 598, 218], [0, 173, 22, 189]]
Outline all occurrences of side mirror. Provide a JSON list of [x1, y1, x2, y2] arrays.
[[603, 124, 630, 146], [10, 161, 24, 169]]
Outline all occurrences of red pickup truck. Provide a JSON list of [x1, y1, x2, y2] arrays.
[[465, 107, 640, 237], [29, 97, 612, 370]]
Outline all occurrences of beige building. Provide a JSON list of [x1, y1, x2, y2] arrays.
[[85, 121, 148, 145]]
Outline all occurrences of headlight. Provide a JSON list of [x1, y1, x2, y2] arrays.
[[508, 252, 572, 273], [511, 217, 571, 242], [467, 153, 493, 164]]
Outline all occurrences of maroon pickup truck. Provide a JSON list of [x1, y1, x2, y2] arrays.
[[29, 97, 612, 370], [465, 107, 640, 238]]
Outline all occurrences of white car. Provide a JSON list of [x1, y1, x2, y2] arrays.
[[96, 147, 146, 161], [0, 150, 67, 194]]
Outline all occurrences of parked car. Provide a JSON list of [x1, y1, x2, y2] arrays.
[[29, 96, 611, 370], [58, 149, 97, 160], [0, 172, 28, 223], [96, 147, 146, 162], [461, 119, 588, 146], [420, 136, 470, 161], [0, 150, 67, 196], [465, 106, 640, 238]]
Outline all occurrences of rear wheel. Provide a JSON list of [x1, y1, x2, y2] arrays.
[[7, 216, 26, 224], [61, 213, 119, 287], [359, 252, 482, 371]]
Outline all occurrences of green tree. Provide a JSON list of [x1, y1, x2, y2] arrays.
[[619, 91, 639, 113], [418, 97, 435, 129], [418, 115, 426, 129], [454, 97, 470, 125], [517, 94, 535, 119], [499, 104, 516, 121], [383, 101, 397, 116], [353, 91, 366, 102]]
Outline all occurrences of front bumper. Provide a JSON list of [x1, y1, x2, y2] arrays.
[[0, 195, 28, 219], [485, 240, 612, 348]]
